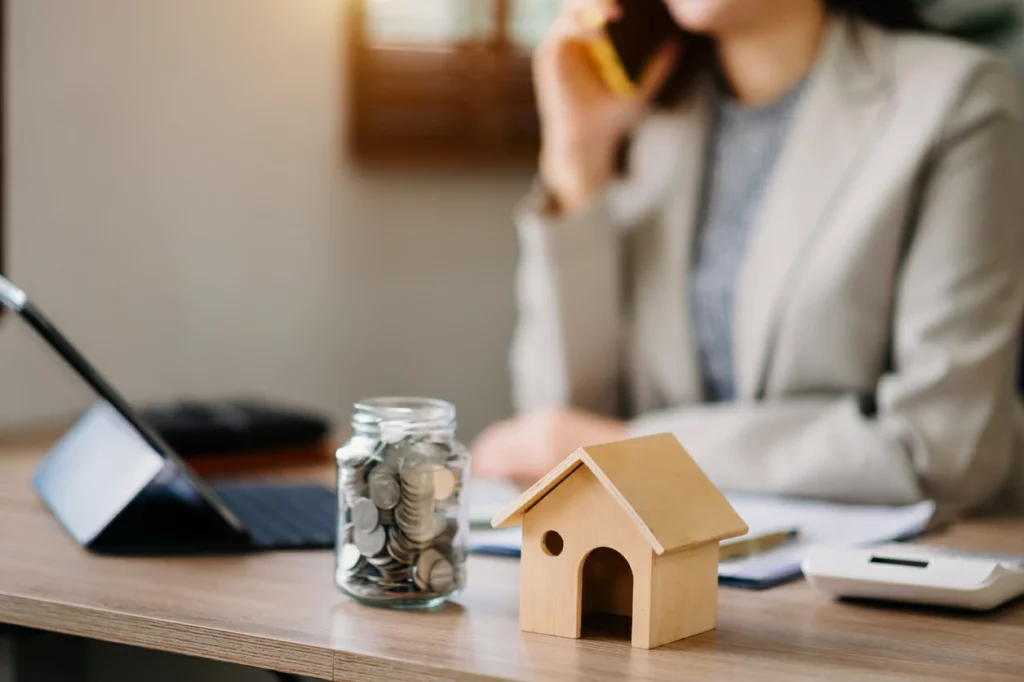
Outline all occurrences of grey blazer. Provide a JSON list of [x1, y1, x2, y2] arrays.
[[511, 15, 1024, 516]]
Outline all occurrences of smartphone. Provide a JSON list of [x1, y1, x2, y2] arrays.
[[584, 0, 683, 97]]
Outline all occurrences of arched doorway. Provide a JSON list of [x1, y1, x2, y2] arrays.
[[580, 547, 633, 641]]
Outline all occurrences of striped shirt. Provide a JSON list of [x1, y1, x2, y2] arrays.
[[691, 81, 808, 402]]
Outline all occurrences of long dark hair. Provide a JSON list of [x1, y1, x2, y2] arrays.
[[608, 0, 935, 107], [827, 0, 931, 32]]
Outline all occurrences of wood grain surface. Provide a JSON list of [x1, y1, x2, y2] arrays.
[[1, 439, 1023, 681]]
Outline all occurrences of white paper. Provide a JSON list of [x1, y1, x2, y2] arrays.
[[718, 494, 936, 585], [467, 479, 936, 586], [468, 478, 521, 526]]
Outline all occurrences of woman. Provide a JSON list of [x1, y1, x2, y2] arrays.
[[474, 0, 1024, 516]]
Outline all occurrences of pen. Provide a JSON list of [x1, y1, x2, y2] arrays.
[[720, 528, 800, 561]]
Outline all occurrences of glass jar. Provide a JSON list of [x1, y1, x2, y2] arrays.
[[334, 397, 469, 609]]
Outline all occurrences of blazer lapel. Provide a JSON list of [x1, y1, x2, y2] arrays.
[[649, 79, 713, 404], [734, 18, 894, 400]]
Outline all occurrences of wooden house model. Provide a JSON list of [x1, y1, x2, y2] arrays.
[[491, 433, 748, 649]]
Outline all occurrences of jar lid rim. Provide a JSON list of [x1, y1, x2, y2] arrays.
[[352, 397, 456, 429]]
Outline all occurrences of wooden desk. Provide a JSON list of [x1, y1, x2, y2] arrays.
[[1, 439, 1022, 682]]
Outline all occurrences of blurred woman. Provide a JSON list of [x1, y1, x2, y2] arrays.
[[474, 0, 1024, 515]]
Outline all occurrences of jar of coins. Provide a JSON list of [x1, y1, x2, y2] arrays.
[[335, 397, 469, 609]]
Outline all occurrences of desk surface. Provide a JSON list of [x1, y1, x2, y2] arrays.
[[1, 438, 1023, 682]]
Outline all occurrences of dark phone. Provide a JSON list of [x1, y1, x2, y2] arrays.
[[605, 0, 687, 84]]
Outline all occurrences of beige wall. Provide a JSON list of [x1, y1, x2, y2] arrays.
[[0, 0, 531, 438]]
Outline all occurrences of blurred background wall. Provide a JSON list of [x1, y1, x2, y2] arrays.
[[0, 0, 533, 438], [1, 0, 1021, 440]]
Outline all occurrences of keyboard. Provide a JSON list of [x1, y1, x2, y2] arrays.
[[211, 482, 337, 550]]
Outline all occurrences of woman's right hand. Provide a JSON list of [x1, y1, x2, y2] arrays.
[[536, 0, 680, 214]]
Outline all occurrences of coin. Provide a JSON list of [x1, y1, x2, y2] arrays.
[[367, 552, 397, 567], [400, 464, 433, 494], [433, 509, 447, 539], [339, 469, 368, 505], [386, 527, 414, 564], [339, 433, 465, 601], [410, 439, 446, 461], [397, 463, 437, 543], [350, 497, 379, 531], [433, 468, 456, 501], [382, 438, 416, 467], [338, 440, 385, 504], [353, 525, 387, 557], [415, 548, 444, 580], [428, 558, 455, 593], [340, 543, 363, 571], [373, 558, 413, 584], [399, 510, 436, 544], [435, 517, 458, 547], [343, 579, 378, 599], [413, 564, 431, 592], [369, 467, 402, 510]]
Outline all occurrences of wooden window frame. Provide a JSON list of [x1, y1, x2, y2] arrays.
[[347, 0, 540, 167], [1, 0, 6, 308]]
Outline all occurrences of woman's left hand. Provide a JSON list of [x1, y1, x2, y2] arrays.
[[472, 408, 628, 485]]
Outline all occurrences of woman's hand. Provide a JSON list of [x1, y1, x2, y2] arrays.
[[472, 408, 628, 485], [536, 0, 679, 214]]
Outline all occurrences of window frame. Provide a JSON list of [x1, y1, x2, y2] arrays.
[[346, 0, 541, 168], [1, 0, 7, 308]]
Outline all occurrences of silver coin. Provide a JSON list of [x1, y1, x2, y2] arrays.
[[350, 497, 379, 531], [410, 440, 445, 461], [407, 514, 438, 544], [400, 465, 434, 496], [428, 558, 454, 593], [387, 527, 415, 564], [413, 564, 431, 592], [367, 552, 397, 568], [343, 578, 379, 599], [353, 525, 387, 557], [378, 507, 395, 527], [340, 543, 363, 571], [341, 483, 368, 506], [382, 438, 416, 467], [415, 548, 444, 580], [394, 504, 419, 539], [369, 469, 402, 510], [376, 560, 413, 584]]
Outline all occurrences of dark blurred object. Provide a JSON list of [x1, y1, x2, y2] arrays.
[[139, 399, 331, 458], [917, 0, 1022, 47], [606, 0, 685, 86]]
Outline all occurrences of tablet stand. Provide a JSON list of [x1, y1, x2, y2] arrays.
[[34, 402, 250, 554]]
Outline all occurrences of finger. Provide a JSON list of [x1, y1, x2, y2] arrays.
[[568, 0, 622, 27], [544, 15, 604, 47], [547, 0, 621, 46], [470, 423, 517, 474], [562, 0, 620, 22], [637, 41, 681, 102]]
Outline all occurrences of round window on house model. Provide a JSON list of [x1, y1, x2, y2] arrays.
[[541, 530, 564, 556]]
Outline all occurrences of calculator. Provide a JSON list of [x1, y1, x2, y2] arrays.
[[802, 544, 1024, 611]]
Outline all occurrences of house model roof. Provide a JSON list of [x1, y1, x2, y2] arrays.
[[490, 433, 748, 555]]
